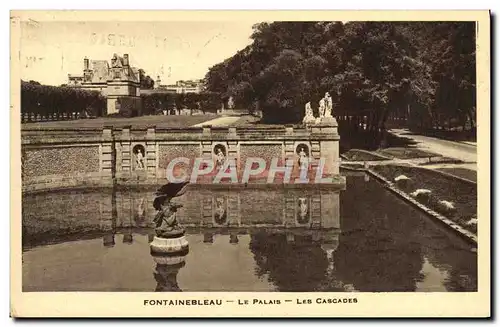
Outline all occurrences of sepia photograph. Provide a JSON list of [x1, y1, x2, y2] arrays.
[[10, 10, 490, 318]]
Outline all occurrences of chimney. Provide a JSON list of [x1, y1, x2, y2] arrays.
[[123, 54, 129, 66], [84, 57, 89, 71]]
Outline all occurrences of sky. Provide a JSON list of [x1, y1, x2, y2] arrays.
[[19, 20, 258, 86]]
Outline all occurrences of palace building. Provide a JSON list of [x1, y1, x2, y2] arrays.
[[68, 53, 142, 115], [153, 77, 203, 94]]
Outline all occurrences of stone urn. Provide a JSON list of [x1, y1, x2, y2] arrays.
[[150, 229, 189, 254]]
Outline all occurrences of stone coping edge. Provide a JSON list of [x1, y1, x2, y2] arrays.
[[366, 168, 477, 246], [22, 177, 347, 195]]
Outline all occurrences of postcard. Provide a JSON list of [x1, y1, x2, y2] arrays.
[[10, 9, 490, 318]]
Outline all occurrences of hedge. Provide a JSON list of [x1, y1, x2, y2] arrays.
[[20, 81, 223, 122], [21, 81, 106, 122], [140, 92, 221, 115]]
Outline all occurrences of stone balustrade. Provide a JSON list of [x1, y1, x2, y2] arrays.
[[21, 120, 342, 192]]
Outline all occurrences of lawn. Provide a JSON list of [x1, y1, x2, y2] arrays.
[[228, 115, 262, 126], [377, 147, 441, 159], [342, 149, 391, 161], [372, 164, 477, 234], [21, 114, 220, 130], [436, 167, 477, 182]]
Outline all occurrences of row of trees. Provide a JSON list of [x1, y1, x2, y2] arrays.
[[21, 79, 224, 121], [204, 22, 476, 133], [141, 92, 221, 115], [21, 80, 106, 122]]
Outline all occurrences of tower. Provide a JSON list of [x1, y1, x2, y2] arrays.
[[83, 57, 92, 82], [106, 53, 142, 116], [123, 54, 129, 67]]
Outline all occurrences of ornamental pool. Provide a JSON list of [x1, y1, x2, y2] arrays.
[[22, 174, 477, 292]]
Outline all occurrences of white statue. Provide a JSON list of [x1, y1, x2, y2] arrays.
[[227, 96, 234, 110], [298, 197, 309, 223], [319, 97, 326, 118], [136, 149, 145, 170], [214, 197, 227, 225], [324, 92, 333, 118], [137, 198, 146, 220], [302, 102, 316, 124], [298, 147, 309, 171], [215, 148, 226, 168]]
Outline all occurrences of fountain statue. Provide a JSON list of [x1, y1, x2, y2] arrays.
[[227, 96, 235, 110], [302, 102, 316, 125], [298, 147, 309, 171], [318, 97, 326, 118], [315, 92, 336, 125], [215, 148, 226, 169], [149, 181, 190, 254], [324, 92, 333, 118]]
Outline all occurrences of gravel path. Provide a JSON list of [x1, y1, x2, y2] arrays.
[[389, 129, 477, 167], [191, 116, 242, 127]]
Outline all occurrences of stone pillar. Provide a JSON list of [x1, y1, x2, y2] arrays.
[[100, 189, 116, 247], [101, 126, 114, 180], [284, 141, 295, 164], [316, 117, 340, 176], [227, 194, 241, 227], [310, 141, 321, 171], [311, 193, 322, 228], [227, 128, 238, 170], [201, 196, 213, 227], [201, 126, 213, 161], [120, 126, 131, 177], [320, 190, 340, 229], [284, 195, 295, 227], [146, 126, 157, 179]]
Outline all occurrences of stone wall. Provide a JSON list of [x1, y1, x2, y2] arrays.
[[21, 120, 342, 192], [21, 128, 106, 192]]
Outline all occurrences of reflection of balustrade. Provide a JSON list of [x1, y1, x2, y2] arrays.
[[103, 234, 115, 247], [123, 233, 133, 244], [230, 233, 239, 244], [203, 233, 214, 244]]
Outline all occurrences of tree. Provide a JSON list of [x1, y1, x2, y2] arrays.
[[139, 69, 155, 89], [204, 21, 476, 139]]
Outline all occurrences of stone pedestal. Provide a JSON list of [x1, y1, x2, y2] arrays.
[[150, 229, 189, 254], [320, 191, 340, 229], [316, 117, 339, 176], [150, 235, 189, 253]]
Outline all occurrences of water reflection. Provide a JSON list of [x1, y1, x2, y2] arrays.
[[152, 252, 188, 292], [21, 175, 477, 292]]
